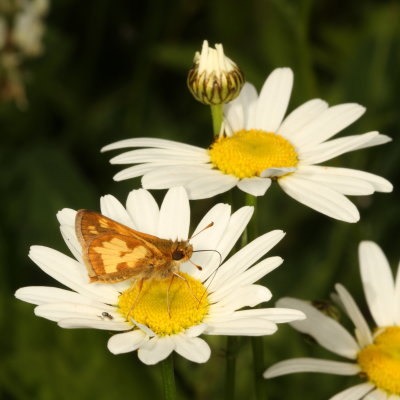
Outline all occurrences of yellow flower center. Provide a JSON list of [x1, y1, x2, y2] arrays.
[[208, 129, 298, 179], [117, 273, 209, 336], [357, 326, 400, 395]]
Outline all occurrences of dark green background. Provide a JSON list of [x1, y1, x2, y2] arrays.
[[1, 0, 399, 399]]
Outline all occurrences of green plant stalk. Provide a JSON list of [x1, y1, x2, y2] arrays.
[[245, 194, 267, 400], [225, 336, 237, 400], [210, 104, 223, 137], [160, 355, 177, 400]]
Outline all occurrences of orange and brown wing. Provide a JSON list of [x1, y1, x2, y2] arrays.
[[85, 233, 154, 283]]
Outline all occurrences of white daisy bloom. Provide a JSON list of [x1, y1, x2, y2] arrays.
[[102, 68, 392, 223], [15, 187, 304, 365], [264, 241, 400, 400]]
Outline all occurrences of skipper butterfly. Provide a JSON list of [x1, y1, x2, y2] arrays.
[[75, 209, 201, 284]]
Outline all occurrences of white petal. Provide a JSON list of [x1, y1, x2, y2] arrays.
[[224, 82, 258, 132], [237, 177, 272, 196], [300, 131, 379, 165], [278, 174, 360, 222], [329, 383, 374, 400], [209, 230, 285, 291], [206, 318, 277, 336], [101, 137, 205, 154], [107, 330, 148, 354], [157, 187, 190, 240], [57, 208, 76, 226], [335, 284, 373, 347], [359, 241, 396, 326], [185, 324, 208, 337], [15, 286, 102, 306], [126, 189, 159, 235], [252, 307, 306, 323], [100, 195, 133, 227], [60, 225, 83, 263], [114, 163, 162, 181], [277, 98, 329, 139], [294, 166, 375, 195], [277, 298, 359, 359], [363, 389, 389, 400], [29, 246, 119, 304], [58, 317, 130, 331], [183, 172, 238, 200], [174, 336, 211, 363], [260, 167, 296, 178], [263, 358, 360, 378], [137, 336, 175, 365], [295, 165, 392, 193], [254, 68, 294, 132], [142, 165, 214, 190], [110, 148, 208, 165], [351, 133, 391, 151], [293, 103, 366, 147]]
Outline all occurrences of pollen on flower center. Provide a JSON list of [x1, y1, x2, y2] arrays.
[[208, 129, 298, 179], [117, 273, 209, 336], [357, 326, 400, 395]]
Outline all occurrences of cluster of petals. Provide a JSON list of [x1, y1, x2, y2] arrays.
[[15, 187, 304, 365], [264, 241, 400, 400]]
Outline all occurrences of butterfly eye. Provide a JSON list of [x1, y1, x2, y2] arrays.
[[172, 250, 185, 260]]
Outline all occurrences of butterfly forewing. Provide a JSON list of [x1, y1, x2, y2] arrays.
[[76, 210, 167, 283]]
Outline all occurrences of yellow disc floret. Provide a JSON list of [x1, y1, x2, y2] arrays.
[[118, 273, 209, 336], [208, 129, 298, 179], [357, 326, 400, 395]]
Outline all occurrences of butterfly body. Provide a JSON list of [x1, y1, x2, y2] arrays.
[[75, 210, 193, 283]]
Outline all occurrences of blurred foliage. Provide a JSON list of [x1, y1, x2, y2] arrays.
[[1, 0, 399, 399]]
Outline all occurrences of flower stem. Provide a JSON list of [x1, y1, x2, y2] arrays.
[[225, 336, 237, 400], [210, 104, 223, 137], [160, 355, 177, 400], [245, 194, 267, 400]]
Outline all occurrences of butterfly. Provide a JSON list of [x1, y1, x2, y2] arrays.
[[75, 209, 206, 285]]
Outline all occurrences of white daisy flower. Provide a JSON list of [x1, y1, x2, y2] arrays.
[[102, 68, 392, 223], [15, 187, 304, 365], [264, 241, 400, 400]]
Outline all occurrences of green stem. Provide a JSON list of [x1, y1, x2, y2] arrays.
[[244, 194, 267, 400], [210, 104, 223, 137], [225, 336, 237, 400], [160, 355, 177, 400]]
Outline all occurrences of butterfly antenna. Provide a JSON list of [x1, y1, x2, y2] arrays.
[[189, 222, 214, 241], [192, 249, 222, 266], [197, 254, 224, 308]]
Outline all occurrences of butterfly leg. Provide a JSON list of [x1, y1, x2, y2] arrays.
[[173, 272, 201, 306], [125, 278, 144, 321]]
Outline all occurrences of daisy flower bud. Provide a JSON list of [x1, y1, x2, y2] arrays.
[[187, 40, 244, 106]]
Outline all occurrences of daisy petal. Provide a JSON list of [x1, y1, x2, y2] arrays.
[[101, 137, 205, 154], [174, 336, 211, 363], [335, 284, 373, 347], [277, 98, 329, 139], [294, 166, 375, 195], [300, 131, 379, 165], [15, 286, 101, 306], [277, 298, 359, 359], [57, 208, 76, 226], [157, 187, 190, 240], [206, 318, 277, 336], [295, 165, 392, 193], [184, 172, 238, 200], [363, 389, 389, 400], [359, 241, 396, 326], [100, 195, 133, 227], [352, 134, 392, 151], [58, 317, 130, 331], [107, 330, 148, 354], [29, 246, 119, 304], [114, 163, 161, 181], [255, 68, 294, 132], [138, 336, 175, 365], [293, 103, 366, 147], [126, 189, 159, 235], [224, 83, 258, 132], [60, 225, 83, 263], [278, 174, 360, 222], [329, 383, 374, 400], [263, 358, 360, 378], [237, 177, 272, 196]]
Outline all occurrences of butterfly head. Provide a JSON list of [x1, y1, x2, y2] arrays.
[[172, 241, 193, 262]]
